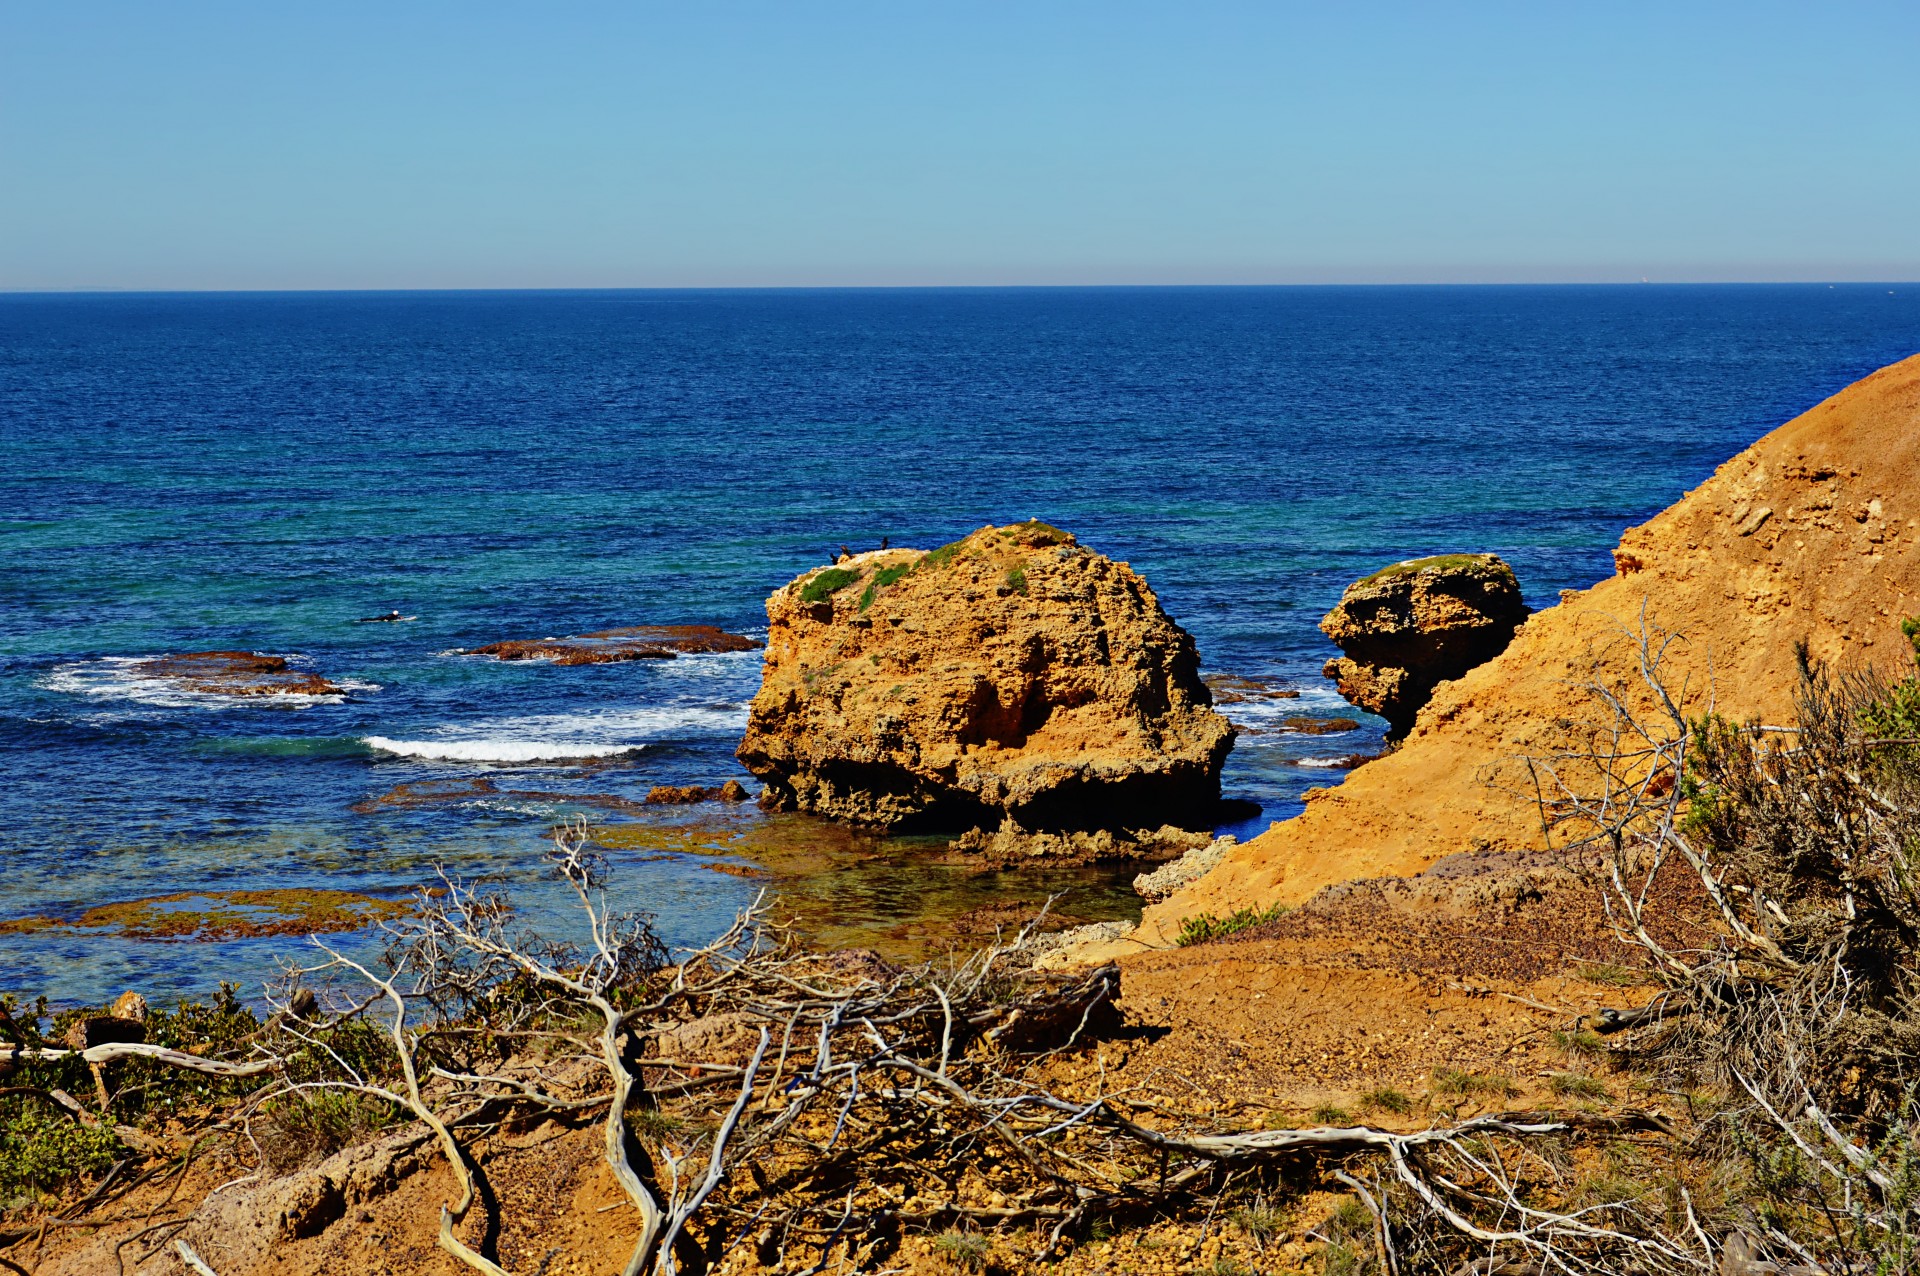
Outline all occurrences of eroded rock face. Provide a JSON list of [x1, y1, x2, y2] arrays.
[[1319, 554, 1528, 737], [131, 651, 343, 698], [737, 522, 1234, 831], [465, 625, 757, 665]]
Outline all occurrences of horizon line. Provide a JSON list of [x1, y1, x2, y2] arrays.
[[4, 279, 1917, 297]]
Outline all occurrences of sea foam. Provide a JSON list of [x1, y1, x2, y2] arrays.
[[43, 657, 359, 710], [361, 737, 647, 763]]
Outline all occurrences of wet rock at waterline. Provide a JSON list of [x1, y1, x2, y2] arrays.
[[464, 624, 758, 665], [1319, 554, 1528, 737], [131, 651, 344, 698], [946, 818, 1215, 868], [644, 780, 752, 805], [736, 522, 1235, 831]]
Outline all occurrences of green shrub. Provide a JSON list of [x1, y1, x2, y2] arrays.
[[257, 1090, 402, 1172], [1310, 1103, 1351, 1124], [1430, 1067, 1517, 1100], [1359, 1086, 1413, 1115], [1004, 566, 1028, 595], [1175, 902, 1288, 946], [1229, 1202, 1288, 1243], [1549, 1027, 1610, 1059], [1548, 1071, 1611, 1101], [0, 1107, 123, 1206], [800, 568, 861, 604], [932, 1230, 990, 1272]]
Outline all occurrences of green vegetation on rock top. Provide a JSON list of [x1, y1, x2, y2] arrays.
[[1360, 553, 1508, 585], [800, 567, 862, 604]]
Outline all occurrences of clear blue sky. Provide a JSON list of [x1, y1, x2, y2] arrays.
[[3, 2, 1915, 289]]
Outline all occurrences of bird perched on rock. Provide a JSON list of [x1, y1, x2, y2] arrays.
[[838, 544, 852, 562]]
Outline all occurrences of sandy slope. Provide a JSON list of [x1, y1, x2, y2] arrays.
[[1134, 351, 1920, 942]]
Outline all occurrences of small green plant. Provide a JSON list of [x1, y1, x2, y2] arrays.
[[1431, 1067, 1518, 1100], [629, 1108, 686, 1138], [1574, 962, 1647, 987], [916, 540, 966, 572], [1310, 1103, 1351, 1124], [932, 1230, 991, 1272], [800, 567, 861, 604], [1549, 1071, 1612, 1101], [1550, 1027, 1610, 1059], [1229, 1202, 1289, 1243], [1005, 565, 1028, 595], [1319, 1196, 1375, 1274], [1360, 1086, 1413, 1115], [1175, 902, 1289, 946], [858, 563, 913, 611]]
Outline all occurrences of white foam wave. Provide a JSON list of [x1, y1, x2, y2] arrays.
[[1293, 757, 1353, 769], [42, 657, 351, 710], [363, 737, 646, 763]]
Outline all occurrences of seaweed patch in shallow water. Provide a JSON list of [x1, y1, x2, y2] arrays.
[[0, 889, 412, 942]]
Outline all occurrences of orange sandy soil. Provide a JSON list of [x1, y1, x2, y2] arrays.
[[23, 850, 1684, 1276]]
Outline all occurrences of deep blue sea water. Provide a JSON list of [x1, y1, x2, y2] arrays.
[[4, 285, 1918, 1005]]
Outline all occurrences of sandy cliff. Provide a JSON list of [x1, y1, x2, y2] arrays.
[[1137, 351, 1920, 941]]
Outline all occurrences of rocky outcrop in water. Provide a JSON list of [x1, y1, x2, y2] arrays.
[[466, 625, 757, 665], [736, 521, 1234, 831], [1319, 554, 1527, 737], [645, 781, 751, 805], [132, 652, 343, 698]]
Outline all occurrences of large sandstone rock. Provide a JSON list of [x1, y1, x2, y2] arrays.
[[1319, 554, 1528, 736], [736, 521, 1234, 831]]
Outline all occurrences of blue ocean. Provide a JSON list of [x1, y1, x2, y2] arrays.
[[5, 285, 1918, 1004]]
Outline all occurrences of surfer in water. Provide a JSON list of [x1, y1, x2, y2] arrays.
[[356, 609, 416, 623]]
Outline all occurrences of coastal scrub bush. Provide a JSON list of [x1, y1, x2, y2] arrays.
[[0, 1107, 122, 1207], [257, 1090, 402, 1173], [800, 567, 861, 604], [1175, 901, 1288, 946], [1004, 565, 1028, 595]]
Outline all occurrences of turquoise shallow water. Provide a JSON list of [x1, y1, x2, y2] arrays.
[[4, 285, 1918, 1004]]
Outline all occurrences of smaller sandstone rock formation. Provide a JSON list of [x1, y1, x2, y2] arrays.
[[1319, 554, 1528, 737], [644, 780, 751, 805], [466, 625, 758, 665], [737, 522, 1235, 831], [1132, 835, 1237, 901], [133, 651, 343, 698]]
